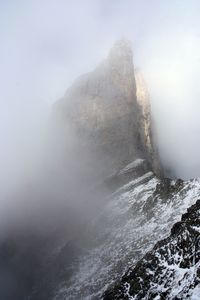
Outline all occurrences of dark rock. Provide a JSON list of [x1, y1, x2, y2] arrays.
[[103, 198, 200, 299]]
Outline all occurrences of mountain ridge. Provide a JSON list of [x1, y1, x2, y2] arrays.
[[103, 190, 200, 300]]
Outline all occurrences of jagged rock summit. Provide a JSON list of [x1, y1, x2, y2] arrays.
[[55, 39, 159, 176]]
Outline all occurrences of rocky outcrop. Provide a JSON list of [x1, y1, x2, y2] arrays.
[[103, 191, 200, 300], [54, 169, 200, 299], [54, 39, 160, 175], [135, 69, 160, 175]]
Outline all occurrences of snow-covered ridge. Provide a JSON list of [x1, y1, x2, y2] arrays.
[[103, 180, 200, 300], [118, 159, 145, 175], [55, 167, 200, 299]]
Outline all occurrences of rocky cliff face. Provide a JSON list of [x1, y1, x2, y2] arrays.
[[0, 41, 166, 300], [2, 39, 200, 300], [135, 69, 160, 175], [54, 39, 159, 175], [103, 193, 200, 300]]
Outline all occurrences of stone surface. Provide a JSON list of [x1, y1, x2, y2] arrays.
[[135, 69, 160, 175], [0, 41, 169, 300], [53, 169, 200, 299], [54, 39, 159, 175], [103, 187, 200, 300]]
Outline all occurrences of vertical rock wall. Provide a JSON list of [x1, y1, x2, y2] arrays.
[[54, 39, 160, 176]]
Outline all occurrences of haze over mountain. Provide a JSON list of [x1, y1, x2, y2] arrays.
[[0, 37, 199, 300], [2, 1, 200, 300], [2, 0, 200, 191]]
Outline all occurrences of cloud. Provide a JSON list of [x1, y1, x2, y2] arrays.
[[1, 0, 200, 203]]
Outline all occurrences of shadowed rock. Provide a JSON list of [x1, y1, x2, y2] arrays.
[[103, 195, 200, 300]]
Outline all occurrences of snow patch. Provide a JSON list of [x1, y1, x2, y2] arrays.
[[118, 159, 145, 175]]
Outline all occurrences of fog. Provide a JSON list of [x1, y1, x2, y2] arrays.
[[1, 0, 200, 224], [2, 1, 200, 299]]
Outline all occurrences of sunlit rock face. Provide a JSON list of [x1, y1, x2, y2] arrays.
[[135, 69, 152, 157], [135, 69, 161, 175], [55, 39, 159, 175]]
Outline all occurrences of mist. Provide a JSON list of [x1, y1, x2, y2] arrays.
[[0, 1, 200, 234], [1, 0, 200, 193], [2, 1, 200, 299]]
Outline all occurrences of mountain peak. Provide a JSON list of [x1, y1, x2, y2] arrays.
[[108, 38, 133, 68], [108, 38, 133, 58], [55, 40, 159, 175]]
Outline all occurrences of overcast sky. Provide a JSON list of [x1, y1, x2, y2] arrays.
[[1, 0, 200, 181]]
